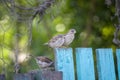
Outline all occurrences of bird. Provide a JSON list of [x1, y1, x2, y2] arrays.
[[62, 29, 76, 47], [44, 34, 65, 48], [44, 29, 76, 48], [35, 56, 54, 70]]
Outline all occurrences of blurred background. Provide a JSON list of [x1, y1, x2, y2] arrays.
[[0, 0, 118, 79]]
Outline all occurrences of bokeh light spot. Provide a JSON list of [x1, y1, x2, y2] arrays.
[[56, 23, 65, 32], [18, 53, 28, 63]]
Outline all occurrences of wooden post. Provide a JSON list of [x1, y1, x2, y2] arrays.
[[54, 48, 75, 80], [28, 70, 62, 80], [76, 48, 95, 80], [14, 73, 31, 80], [96, 48, 116, 80], [0, 74, 5, 80], [41, 70, 62, 80]]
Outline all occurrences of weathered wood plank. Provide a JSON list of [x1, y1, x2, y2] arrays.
[[28, 70, 40, 80], [116, 49, 120, 80], [96, 48, 116, 80], [76, 48, 95, 80], [41, 71, 62, 80], [0, 74, 5, 80], [54, 48, 75, 80], [28, 70, 62, 80], [14, 73, 31, 80]]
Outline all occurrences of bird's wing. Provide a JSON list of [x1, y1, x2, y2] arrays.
[[49, 35, 64, 43], [44, 35, 59, 45], [42, 56, 53, 63]]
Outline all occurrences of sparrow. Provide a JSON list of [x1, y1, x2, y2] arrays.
[[35, 56, 54, 70], [44, 34, 65, 48], [62, 29, 76, 46]]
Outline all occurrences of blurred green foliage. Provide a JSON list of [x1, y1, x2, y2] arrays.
[[0, 0, 118, 79]]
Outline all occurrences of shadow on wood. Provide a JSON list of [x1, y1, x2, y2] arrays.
[[0, 74, 5, 80]]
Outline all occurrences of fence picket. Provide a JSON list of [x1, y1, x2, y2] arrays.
[[96, 48, 116, 80], [76, 48, 95, 80], [54, 48, 75, 80]]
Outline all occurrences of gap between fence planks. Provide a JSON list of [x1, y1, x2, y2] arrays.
[[116, 49, 120, 80]]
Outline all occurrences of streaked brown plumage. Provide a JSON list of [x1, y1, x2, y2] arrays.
[[63, 29, 76, 46], [44, 29, 76, 48], [44, 34, 65, 48], [35, 56, 54, 70]]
